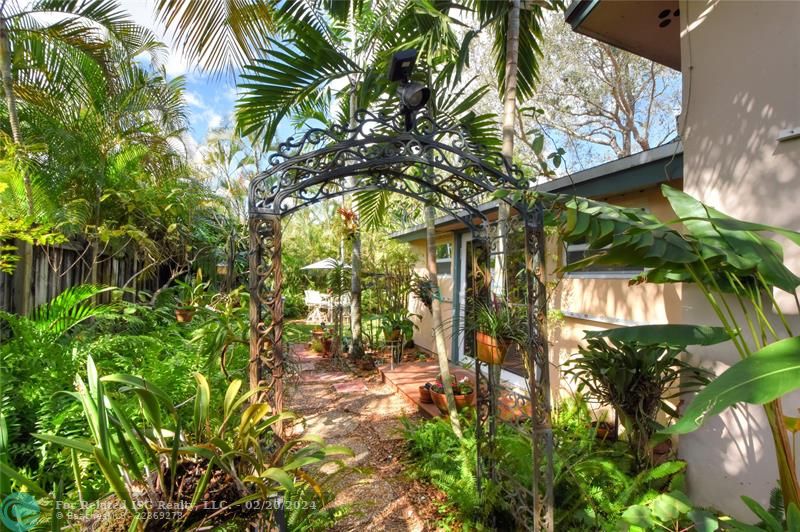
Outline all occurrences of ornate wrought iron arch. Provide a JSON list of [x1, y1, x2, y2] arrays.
[[247, 108, 553, 531]]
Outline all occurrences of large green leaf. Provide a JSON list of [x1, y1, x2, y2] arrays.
[[32, 433, 95, 454], [101, 374, 174, 410], [662, 337, 800, 435], [585, 325, 732, 347], [0, 461, 49, 497], [193, 372, 210, 437], [93, 447, 134, 513], [663, 185, 800, 292]]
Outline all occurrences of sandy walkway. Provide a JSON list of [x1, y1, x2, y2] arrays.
[[286, 345, 440, 531]]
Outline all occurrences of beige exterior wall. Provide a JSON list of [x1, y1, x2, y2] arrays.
[[405, 186, 681, 395], [408, 235, 455, 359], [677, 0, 800, 518], [549, 187, 682, 399]]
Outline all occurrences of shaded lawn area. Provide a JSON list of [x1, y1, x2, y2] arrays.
[[284, 320, 354, 345]]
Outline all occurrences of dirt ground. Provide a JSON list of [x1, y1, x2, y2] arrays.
[[285, 345, 449, 531]]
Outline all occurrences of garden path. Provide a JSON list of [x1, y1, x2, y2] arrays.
[[285, 345, 441, 531]]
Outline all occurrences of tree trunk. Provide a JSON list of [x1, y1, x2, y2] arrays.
[[345, 6, 364, 359], [497, 0, 521, 296], [1, 12, 35, 316], [349, 230, 363, 357], [502, 0, 521, 165], [425, 202, 462, 437]]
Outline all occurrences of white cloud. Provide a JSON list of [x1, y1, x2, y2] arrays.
[[207, 113, 222, 129], [183, 91, 203, 108]]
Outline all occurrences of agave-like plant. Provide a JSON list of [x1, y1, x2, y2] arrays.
[[11, 356, 351, 530], [566, 334, 711, 469]]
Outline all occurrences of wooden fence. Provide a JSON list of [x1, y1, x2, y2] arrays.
[[0, 240, 164, 316]]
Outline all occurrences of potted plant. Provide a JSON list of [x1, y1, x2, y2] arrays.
[[322, 324, 334, 356], [418, 382, 433, 404], [380, 311, 419, 342], [174, 274, 209, 323], [311, 322, 326, 343], [566, 333, 710, 469], [429, 375, 475, 413], [470, 297, 525, 365]]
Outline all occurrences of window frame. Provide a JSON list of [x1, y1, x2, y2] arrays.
[[562, 241, 644, 279], [435, 242, 452, 277]]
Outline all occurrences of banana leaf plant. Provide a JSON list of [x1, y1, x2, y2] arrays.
[[1, 356, 352, 530], [496, 184, 800, 507]]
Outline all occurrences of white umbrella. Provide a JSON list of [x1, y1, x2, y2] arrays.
[[300, 258, 351, 270]]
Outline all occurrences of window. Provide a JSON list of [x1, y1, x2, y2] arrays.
[[564, 240, 643, 276], [436, 243, 452, 276]]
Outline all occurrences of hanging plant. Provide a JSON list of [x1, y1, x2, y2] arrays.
[[409, 272, 435, 311], [337, 207, 359, 239]]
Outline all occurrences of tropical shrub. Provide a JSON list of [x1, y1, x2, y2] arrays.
[[402, 415, 487, 528], [2, 357, 351, 530], [498, 184, 800, 507], [566, 329, 713, 468], [402, 398, 710, 530]]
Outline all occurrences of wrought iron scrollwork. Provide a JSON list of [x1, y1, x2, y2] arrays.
[[247, 108, 553, 530], [248, 215, 285, 430], [248, 109, 529, 226]]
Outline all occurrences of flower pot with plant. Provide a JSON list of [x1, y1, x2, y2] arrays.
[[380, 311, 420, 343], [311, 322, 326, 343], [429, 375, 475, 413], [418, 383, 433, 404], [174, 273, 209, 323], [566, 332, 710, 470], [470, 297, 525, 365]]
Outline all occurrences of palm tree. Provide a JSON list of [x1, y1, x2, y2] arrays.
[[0, 0, 165, 314], [237, 0, 465, 365], [470, 0, 551, 294]]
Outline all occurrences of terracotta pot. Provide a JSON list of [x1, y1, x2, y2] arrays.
[[498, 394, 533, 422], [430, 390, 475, 413], [476, 332, 511, 365], [418, 385, 433, 404], [322, 337, 333, 356], [175, 308, 194, 323], [591, 421, 617, 441]]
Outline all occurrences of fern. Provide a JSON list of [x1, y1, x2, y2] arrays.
[[30, 285, 117, 336]]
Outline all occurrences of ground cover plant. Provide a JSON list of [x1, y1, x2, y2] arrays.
[[0, 284, 352, 529], [402, 397, 722, 531]]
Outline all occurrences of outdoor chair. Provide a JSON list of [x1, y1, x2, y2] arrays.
[[304, 290, 327, 323]]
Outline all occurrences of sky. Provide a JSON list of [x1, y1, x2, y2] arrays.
[[121, 0, 238, 146]]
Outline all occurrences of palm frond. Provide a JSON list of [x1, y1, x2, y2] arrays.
[[355, 190, 392, 230], [470, 0, 548, 101], [30, 285, 117, 336], [154, 0, 275, 76], [236, 37, 360, 146]]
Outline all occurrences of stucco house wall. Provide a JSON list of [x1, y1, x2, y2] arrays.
[[548, 186, 683, 399], [677, 0, 800, 516], [408, 236, 455, 359], [402, 185, 680, 395]]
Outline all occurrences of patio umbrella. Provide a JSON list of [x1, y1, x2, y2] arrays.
[[300, 258, 351, 270]]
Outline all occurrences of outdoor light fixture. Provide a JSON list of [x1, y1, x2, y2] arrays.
[[388, 49, 430, 131]]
